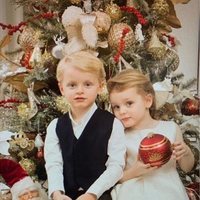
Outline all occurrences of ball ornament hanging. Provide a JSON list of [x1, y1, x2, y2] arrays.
[[139, 133, 172, 167], [181, 97, 200, 116], [151, 0, 169, 19], [108, 23, 135, 50], [18, 27, 40, 51], [93, 11, 111, 34], [105, 3, 122, 21]]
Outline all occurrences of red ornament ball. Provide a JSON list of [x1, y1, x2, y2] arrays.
[[181, 97, 200, 116], [139, 133, 172, 167]]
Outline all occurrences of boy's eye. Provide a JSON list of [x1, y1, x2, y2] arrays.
[[67, 83, 76, 88], [84, 82, 93, 87]]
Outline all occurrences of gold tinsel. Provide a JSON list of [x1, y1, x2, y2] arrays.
[[55, 96, 70, 113], [108, 23, 135, 50], [105, 3, 122, 21]]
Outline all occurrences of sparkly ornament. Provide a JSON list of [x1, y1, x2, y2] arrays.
[[147, 30, 167, 60], [139, 133, 172, 167], [19, 158, 36, 176], [151, 0, 170, 19], [18, 27, 40, 51], [105, 3, 122, 21], [181, 97, 200, 116], [93, 11, 111, 34], [55, 96, 70, 113], [165, 49, 179, 71], [108, 23, 135, 50], [70, 0, 81, 4], [34, 134, 44, 149], [36, 147, 44, 159]]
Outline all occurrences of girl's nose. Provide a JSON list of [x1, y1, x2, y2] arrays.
[[119, 106, 127, 115]]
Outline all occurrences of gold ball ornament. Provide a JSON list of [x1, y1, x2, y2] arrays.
[[105, 3, 122, 21], [165, 49, 179, 71], [93, 11, 111, 34], [147, 30, 167, 60], [18, 27, 40, 51], [55, 96, 70, 114], [151, 0, 169, 19], [108, 23, 135, 50], [19, 158, 36, 176], [70, 0, 81, 4]]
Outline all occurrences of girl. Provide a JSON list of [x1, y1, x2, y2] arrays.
[[107, 69, 195, 200]]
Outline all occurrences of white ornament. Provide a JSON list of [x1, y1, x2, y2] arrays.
[[34, 133, 44, 148], [135, 24, 144, 44], [52, 35, 66, 59]]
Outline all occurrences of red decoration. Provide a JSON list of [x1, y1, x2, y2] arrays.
[[114, 27, 130, 63], [139, 133, 172, 167], [120, 6, 148, 25], [181, 97, 200, 116], [36, 148, 44, 159]]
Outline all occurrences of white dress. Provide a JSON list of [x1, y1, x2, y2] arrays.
[[111, 120, 189, 200]]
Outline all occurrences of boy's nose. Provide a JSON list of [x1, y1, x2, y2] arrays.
[[76, 85, 84, 93]]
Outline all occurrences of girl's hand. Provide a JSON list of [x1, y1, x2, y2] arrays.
[[131, 159, 158, 177], [76, 193, 97, 200], [52, 191, 72, 200], [172, 141, 189, 161]]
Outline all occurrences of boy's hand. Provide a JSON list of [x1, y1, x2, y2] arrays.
[[76, 193, 97, 200], [172, 141, 189, 161], [52, 191, 72, 200]]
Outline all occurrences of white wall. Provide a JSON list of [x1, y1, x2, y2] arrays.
[[173, 0, 199, 93]]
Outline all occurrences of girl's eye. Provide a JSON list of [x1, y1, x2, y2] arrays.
[[112, 105, 120, 110], [126, 101, 134, 107]]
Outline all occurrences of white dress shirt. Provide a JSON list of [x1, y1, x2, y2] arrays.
[[44, 103, 126, 198]]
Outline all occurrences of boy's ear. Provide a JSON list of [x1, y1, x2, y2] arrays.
[[145, 93, 153, 108], [98, 81, 106, 94], [58, 82, 64, 96]]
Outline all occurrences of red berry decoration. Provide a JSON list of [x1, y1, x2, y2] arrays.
[[181, 97, 200, 116], [139, 133, 172, 167]]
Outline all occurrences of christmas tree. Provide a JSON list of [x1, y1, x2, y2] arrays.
[[0, 0, 199, 198]]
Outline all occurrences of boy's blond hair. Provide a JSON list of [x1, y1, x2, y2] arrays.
[[107, 69, 156, 116], [56, 51, 106, 83]]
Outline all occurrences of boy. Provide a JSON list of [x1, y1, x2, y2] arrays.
[[44, 51, 126, 200]]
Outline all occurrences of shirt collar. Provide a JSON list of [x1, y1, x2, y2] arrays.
[[69, 103, 97, 126]]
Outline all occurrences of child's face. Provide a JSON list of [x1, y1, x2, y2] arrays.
[[59, 65, 102, 113], [109, 87, 153, 130]]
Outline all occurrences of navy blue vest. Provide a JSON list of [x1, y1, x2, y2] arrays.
[[56, 108, 114, 198]]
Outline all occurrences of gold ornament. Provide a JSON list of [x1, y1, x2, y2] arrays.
[[18, 27, 40, 51], [55, 96, 70, 113], [105, 3, 122, 21], [93, 11, 111, 34], [108, 23, 135, 50], [19, 158, 36, 176], [165, 49, 179, 71], [147, 30, 167, 60], [70, 0, 81, 4], [151, 0, 169, 19], [19, 138, 29, 149], [17, 103, 29, 120], [27, 140, 35, 151]]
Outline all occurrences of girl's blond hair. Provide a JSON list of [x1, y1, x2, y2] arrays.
[[107, 69, 156, 116], [56, 51, 106, 83]]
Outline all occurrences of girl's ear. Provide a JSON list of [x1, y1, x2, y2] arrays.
[[145, 93, 153, 108]]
